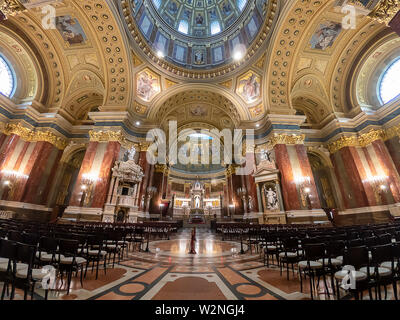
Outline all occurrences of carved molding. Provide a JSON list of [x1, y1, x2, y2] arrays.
[[369, 0, 400, 25], [0, 0, 25, 19], [327, 129, 387, 153], [1, 123, 67, 150], [269, 133, 305, 148], [89, 130, 138, 150]]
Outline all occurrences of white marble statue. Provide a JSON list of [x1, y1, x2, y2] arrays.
[[266, 187, 279, 210], [195, 196, 200, 208]]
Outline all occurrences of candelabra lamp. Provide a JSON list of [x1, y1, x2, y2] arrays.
[[80, 173, 99, 207], [1, 170, 29, 199], [236, 187, 248, 214]]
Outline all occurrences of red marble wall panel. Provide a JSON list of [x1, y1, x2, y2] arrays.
[[273, 144, 300, 211], [385, 137, 400, 177], [69, 142, 98, 207], [331, 152, 351, 209], [372, 140, 400, 203], [138, 151, 150, 211], [296, 145, 321, 209], [358, 148, 378, 207], [18, 142, 54, 203], [91, 141, 120, 208], [339, 147, 369, 208], [0, 135, 20, 170]]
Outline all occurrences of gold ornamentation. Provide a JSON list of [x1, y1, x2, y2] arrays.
[[89, 130, 136, 150], [165, 79, 178, 89], [358, 129, 386, 147], [328, 129, 387, 153], [269, 134, 305, 147], [0, 0, 25, 19], [155, 164, 167, 173], [2, 123, 67, 150], [369, 0, 400, 25], [219, 80, 233, 89], [327, 135, 359, 154]]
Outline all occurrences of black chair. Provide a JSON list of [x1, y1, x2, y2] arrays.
[[278, 237, 301, 280], [370, 244, 395, 300], [299, 243, 329, 300], [377, 234, 393, 245], [37, 237, 59, 266], [57, 239, 86, 295], [0, 239, 17, 300], [13, 243, 51, 300], [334, 246, 375, 300], [263, 234, 279, 267], [82, 235, 107, 280]]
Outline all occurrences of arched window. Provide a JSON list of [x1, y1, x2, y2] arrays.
[[379, 58, 400, 104], [210, 21, 221, 35], [178, 20, 189, 34], [0, 55, 15, 98], [237, 0, 247, 11]]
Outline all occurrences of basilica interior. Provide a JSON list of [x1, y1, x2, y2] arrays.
[[0, 0, 400, 302]]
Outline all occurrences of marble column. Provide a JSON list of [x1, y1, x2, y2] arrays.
[[137, 149, 151, 211], [385, 135, 400, 176], [274, 143, 321, 211]]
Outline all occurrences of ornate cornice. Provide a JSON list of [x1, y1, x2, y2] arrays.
[[89, 130, 138, 150], [358, 129, 386, 146], [269, 133, 305, 148], [327, 129, 386, 153], [369, 0, 400, 25], [2, 123, 67, 150]]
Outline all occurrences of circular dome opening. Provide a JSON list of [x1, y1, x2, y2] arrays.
[[0, 55, 15, 98], [132, 0, 270, 69], [379, 58, 400, 105]]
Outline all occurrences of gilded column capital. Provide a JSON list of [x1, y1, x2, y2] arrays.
[[358, 129, 386, 147], [155, 164, 167, 173], [327, 135, 359, 154], [327, 129, 387, 153], [3, 123, 67, 150], [368, 0, 400, 25], [89, 129, 137, 150], [269, 133, 305, 148]]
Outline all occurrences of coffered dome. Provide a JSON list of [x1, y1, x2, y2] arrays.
[[129, 0, 271, 70]]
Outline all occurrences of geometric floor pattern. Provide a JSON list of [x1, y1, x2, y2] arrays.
[[0, 228, 397, 300]]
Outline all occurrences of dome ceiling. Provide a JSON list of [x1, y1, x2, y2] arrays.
[[129, 0, 271, 70]]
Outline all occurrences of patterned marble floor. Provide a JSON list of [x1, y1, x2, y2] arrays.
[[0, 228, 397, 300]]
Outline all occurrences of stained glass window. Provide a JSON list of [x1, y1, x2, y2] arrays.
[[0, 56, 14, 98], [379, 59, 400, 104]]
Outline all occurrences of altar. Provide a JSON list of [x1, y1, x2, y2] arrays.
[[172, 179, 222, 222]]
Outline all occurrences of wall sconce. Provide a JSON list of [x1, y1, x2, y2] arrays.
[[80, 173, 100, 207], [294, 175, 312, 209], [1, 170, 29, 199]]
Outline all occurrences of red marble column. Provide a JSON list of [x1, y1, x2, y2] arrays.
[[273, 144, 300, 211], [149, 168, 164, 215], [17, 142, 54, 203], [91, 141, 121, 208], [331, 147, 369, 209], [69, 142, 98, 207], [231, 171, 244, 215], [296, 145, 322, 209], [0, 135, 20, 170]]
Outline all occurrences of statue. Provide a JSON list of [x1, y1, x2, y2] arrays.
[[265, 187, 279, 210], [248, 196, 253, 211], [112, 149, 144, 183], [195, 196, 200, 208]]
